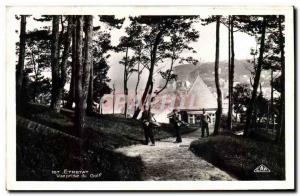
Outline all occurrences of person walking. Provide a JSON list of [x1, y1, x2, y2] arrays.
[[200, 109, 211, 138], [170, 109, 182, 143], [141, 105, 155, 146]]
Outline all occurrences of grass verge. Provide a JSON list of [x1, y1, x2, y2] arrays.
[[189, 134, 285, 180], [17, 103, 195, 180]]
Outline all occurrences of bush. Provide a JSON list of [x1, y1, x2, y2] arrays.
[[17, 124, 143, 181], [16, 103, 197, 181], [189, 135, 285, 180]]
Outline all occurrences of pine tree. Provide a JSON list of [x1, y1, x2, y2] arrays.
[[16, 15, 27, 108], [244, 16, 268, 136], [213, 16, 222, 135], [50, 16, 72, 112]]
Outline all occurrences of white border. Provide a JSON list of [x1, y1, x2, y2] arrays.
[[6, 6, 295, 191]]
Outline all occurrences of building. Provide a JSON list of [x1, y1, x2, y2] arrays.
[[155, 64, 218, 125], [171, 75, 218, 126]]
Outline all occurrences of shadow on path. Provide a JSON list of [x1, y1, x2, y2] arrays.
[[115, 129, 236, 181]]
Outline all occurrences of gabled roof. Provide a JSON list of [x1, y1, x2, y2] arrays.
[[185, 75, 217, 110]]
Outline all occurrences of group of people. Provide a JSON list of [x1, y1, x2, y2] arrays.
[[140, 105, 211, 146]]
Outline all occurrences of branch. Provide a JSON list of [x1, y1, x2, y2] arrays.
[[152, 57, 176, 98], [59, 16, 72, 86]]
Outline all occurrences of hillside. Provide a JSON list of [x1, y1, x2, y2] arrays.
[[17, 103, 196, 181], [193, 60, 252, 92], [187, 59, 271, 95]]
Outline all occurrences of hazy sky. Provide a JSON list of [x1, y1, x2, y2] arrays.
[[14, 15, 257, 91], [106, 17, 257, 91]]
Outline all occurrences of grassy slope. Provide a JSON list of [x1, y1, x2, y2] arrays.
[[17, 122, 144, 181], [19, 103, 176, 148], [189, 134, 285, 180], [17, 103, 186, 181]]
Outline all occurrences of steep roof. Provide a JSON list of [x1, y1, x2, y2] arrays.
[[185, 75, 217, 110], [153, 65, 218, 122]]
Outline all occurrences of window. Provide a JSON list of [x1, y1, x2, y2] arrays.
[[209, 114, 215, 124], [188, 114, 195, 124]]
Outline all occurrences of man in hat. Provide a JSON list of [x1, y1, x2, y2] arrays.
[[170, 109, 182, 143], [200, 108, 211, 137], [141, 105, 155, 146]]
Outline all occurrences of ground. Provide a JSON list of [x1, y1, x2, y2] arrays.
[[189, 134, 285, 180], [115, 128, 235, 181], [16, 103, 198, 180], [17, 103, 283, 181]]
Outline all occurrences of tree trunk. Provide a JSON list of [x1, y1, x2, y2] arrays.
[[87, 63, 94, 114], [277, 15, 285, 143], [134, 59, 141, 111], [124, 47, 129, 118], [227, 15, 231, 130], [271, 69, 275, 132], [148, 81, 154, 113], [244, 17, 267, 136], [16, 15, 27, 108], [266, 103, 270, 130], [132, 30, 163, 119], [74, 15, 93, 136], [82, 16, 93, 106], [253, 107, 258, 131], [58, 16, 72, 100], [112, 83, 115, 115], [228, 16, 235, 131], [152, 56, 175, 98], [51, 16, 72, 112], [213, 16, 222, 135], [85, 16, 95, 115], [134, 47, 143, 111], [74, 16, 84, 137], [30, 45, 38, 103], [50, 16, 61, 112], [66, 69, 75, 109], [66, 16, 77, 109], [149, 55, 175, 112]]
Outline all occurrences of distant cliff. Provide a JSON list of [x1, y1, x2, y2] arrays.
[[170, 60, 271, 96]]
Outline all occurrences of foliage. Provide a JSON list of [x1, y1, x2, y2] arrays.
[[99, 15, 125, 29], [92, 30, 113, 103], [190, 135, 285, 180], [23, 26, 52, 104], [130, 15, 200, 68], [232, 83, 252, 119], [129, 16, 201, 118]]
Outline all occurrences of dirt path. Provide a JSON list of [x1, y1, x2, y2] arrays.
[[115, 129, 235, 181]]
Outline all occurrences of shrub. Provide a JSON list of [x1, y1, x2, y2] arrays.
[[189, 135, 285, 180]]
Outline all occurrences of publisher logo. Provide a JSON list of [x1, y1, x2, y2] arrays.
[[254, 164, 271, 173]]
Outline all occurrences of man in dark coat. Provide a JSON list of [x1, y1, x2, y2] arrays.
[[141, 105, 155, 146], [170, 109, 182, 143], [200, 109, 211, 137]]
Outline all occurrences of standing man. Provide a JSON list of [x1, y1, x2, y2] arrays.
[[141, 105, 155, 146], [170, 109, 182, 143], [200, 109, 211, 137]]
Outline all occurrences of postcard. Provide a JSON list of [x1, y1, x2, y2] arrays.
[[6, 6, 295, 191]]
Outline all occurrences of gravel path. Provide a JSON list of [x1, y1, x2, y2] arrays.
[[115, 129, 235, 181]]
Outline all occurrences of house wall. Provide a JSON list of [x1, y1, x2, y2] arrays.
[[178, 110, 216, 126]]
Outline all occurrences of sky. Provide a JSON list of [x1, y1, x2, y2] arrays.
[[13, 15, 266, 120], [14, 15, 257, 91], [101, 17, 257, 91]]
